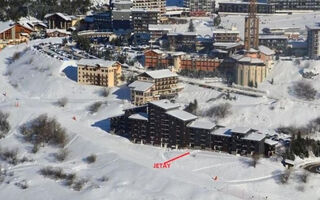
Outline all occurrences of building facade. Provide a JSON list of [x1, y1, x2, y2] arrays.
[[77, 59, 122, 87], [132, 9, 160, 33], [306, 25, 320, 59], [259, 34, 288, 53], [184, 0, 215, 16], [132, 0, 166, 13], [0, 22, 33, 50], [219, 2, 276, 14], [83, 11, 113, 31], [213, 28, 240, 43], [112, 1, 133, 34], [128, 69, 182, 105], [267, 0, 320, 10], [110, 100, 273, 156], [167, 32, 197, 52], [45, 13, 76, 30]]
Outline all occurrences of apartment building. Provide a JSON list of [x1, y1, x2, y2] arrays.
[[213, 28, 240, 43], [77, 59, 122, 87], [267, 0, 320, 10], [148, 24, 172, 41], [144, 49, 222, 72], [184, 0, 215, 16], [110, 100, 275, 156], [132, 9, 160, 33], [112, 0, 133, 34], [167, 32, 197, 52], [259, 34, 288, 52], [144, 49, 184, 70], [0, 21, 33, 50], [132, 0, 166, 13], [128, 69, 183, 105], [219, 2, 275, 14], [306, 25, 320, 59]]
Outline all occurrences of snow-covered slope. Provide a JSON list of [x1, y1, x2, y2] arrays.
[[0, 40, 320, 200]]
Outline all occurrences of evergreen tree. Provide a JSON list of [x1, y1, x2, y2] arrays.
[[188, 19, 195, 32], [214, 15, 221, 27]]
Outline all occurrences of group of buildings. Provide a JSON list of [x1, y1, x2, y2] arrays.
[[110, 99, 279, 157]]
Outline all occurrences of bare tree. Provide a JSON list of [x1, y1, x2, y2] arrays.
[[290, 81, 317, 101], [204, 103, 232, 119], [251, 153, 260, 168]]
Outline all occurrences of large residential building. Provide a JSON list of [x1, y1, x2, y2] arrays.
[[213, 28, 240, 43], [219, 2, 276, 14], [83, 11, 112, 31], [167, 32, 197, 52], [259, 34, 288, 53], [132, 9, 160, 33], [267, 0, 320, 10], [110, 100, 277, 156], [184, 0, 215, 16], [0, 21, 33, 50], [306, 25, 320, 59], [148, 24, 172, 41], [77, 59, 122, 87], [132, 0, 166, 13], [128, 69, 183, 105], [112, 1, 133, 34], [45, 13, 78, 30], [144, 49, 222, 72]]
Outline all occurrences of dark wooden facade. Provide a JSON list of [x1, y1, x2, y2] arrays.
[[110, 101, 275, 157]]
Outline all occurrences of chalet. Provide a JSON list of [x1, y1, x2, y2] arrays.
[[0, 21, 33, 50], [45, 13, 78, 30]]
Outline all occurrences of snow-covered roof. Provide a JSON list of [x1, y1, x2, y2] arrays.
[[131, 8, 160, 13], [44, 13, 73, 21], [128, 112, 148, 121], [148, 24, 172, 31], [168, 32, 197, 36], [213, 42, 242, 49], [238, 57, 265, 65], [46, 29, 71, 34], [213, 29, 239, 34], [149, 100, 180, 110], [231, 127, 252, 135], [77, 59, 118, 67], [144, 69, 177, 79], [259, 34, 288, 40], [187, 119, 216, 130], [129, 81, 154, 92], [166, 109, 197, 121], [0, 21, 15, 33], [243, 132, 266, 142], [264, 139, 279, 146], [258, 45, 275, 56], [284, 159, 295, 165], [211, 128, 232, 137]]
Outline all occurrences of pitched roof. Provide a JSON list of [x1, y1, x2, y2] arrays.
[[128, 81, 154, 92], [128, 112, 148, 121], [243, 132, 266, 142], [77, 59, 118, 67], [44, 13, 72, 21], [143, 69, 177, 79], [187, 119, 216, 130], [258, 45, 275, 56], [231, 127, 252, 135], [149, 100, 180, 110], [211, 128, 232, 137], [166, 109, 197, 121], [264, 139, 279, 146], [0, 21, 15, 33]]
